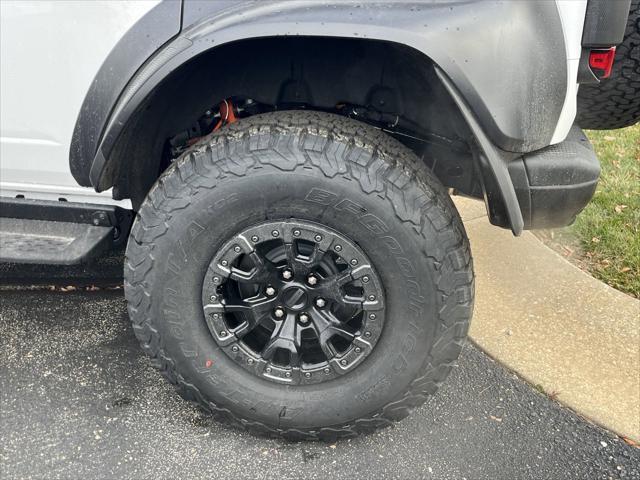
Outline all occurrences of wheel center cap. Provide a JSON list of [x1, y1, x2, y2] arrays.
[[282, 286, 308, 310]]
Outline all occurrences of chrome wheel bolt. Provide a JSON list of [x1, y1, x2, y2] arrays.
[[314, 234, 322, 242], [274, 307, 285, 318], [271, 230, 279, 237], [340, 359, 347, 366], [293, 229, 301, 237], [299, 313, 310, 324], [350, 259, 358, 266], [324, 367, 331, 374], [334, 245, 342, 252], [315, 297, 326, 308], [307, 274, 318, 286], [233, 245, 241, 253], [266, 286, 276, 296], [251, 235, 259, 242], [305, 372, 311, 378], [282, 269, 293, 280]]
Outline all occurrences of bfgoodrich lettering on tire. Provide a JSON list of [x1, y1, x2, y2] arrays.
[[124, 111, 474, 441]]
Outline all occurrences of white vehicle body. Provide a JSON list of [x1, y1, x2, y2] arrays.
[[0, 1, 161, 207]]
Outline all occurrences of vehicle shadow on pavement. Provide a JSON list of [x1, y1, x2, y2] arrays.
[[0, 288, 638, 480]]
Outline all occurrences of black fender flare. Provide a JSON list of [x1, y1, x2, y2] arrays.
[[72, 1, 566, 235]]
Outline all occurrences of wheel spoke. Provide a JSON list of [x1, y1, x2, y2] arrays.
[[340, 292, 365, 307], [315, 270, 354, 304], [301, 243, 324, 267], [284, 242, 298, 266], [319, 337, 338, 360], [322, 270, 352, 289], [203, 302, 224, 315], [228, 252, 277, 284], [261, 314, 301, 367], [207, 295, 277, 337], [313, 309, 355, 358]]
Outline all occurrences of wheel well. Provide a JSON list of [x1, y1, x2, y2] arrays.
[[108, 36, 484, 208]]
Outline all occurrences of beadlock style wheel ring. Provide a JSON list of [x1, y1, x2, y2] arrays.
[[201, 219, 386, 385]]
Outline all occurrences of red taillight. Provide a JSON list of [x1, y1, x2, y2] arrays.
[[589, 47, 616, 78]]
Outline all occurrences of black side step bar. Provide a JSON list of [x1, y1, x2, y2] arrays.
[[0, 198, 132, 265]]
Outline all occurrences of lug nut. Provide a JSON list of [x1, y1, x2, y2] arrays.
[[305, 372, 311, 378], [210, 295, 217, 302], [315, 297, 326, 308], [340, 359, 348, 366], [251, 235, 259, 243], [233, 245, 241, 253], [220, 330, 227, 337], [299, 313, 310, 324], [314, 234, 322, 242], [350, 259, 358, 266], [362, 276, 369, 283], [232, 345, 239, 352], [368, 295, 376, 301], [271, 230, 279, 237], [247, 358, 254, 365], [364, 331, 371, 337], [266, 367, 272, 373], [285, 371, 291, 378], [369, 313, 376, 320], [221, 260, 228, 266], [355, 347, 362, 353], [274, 307, 285, 318], [334, 245, 342, 252], [307, 274, 318, 286], [324, 367, 331, 374], [293, 229, 301, 237], [266, 286, 276, 296], [213, 276, 221, 284], [282, 269, 293, 280]]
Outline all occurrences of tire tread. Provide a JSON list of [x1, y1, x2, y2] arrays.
[[124, 110, 474, 440]]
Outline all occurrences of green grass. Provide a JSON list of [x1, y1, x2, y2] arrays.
[[574, 124, 640, 297]]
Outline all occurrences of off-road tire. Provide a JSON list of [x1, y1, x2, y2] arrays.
[[576, 0, 640, 130], [124, 111, 474, 441]]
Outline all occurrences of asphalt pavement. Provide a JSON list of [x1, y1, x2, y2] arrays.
[[1, 274, 639, 479]]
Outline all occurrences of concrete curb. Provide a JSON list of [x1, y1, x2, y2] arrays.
[[454, 196, 640, 442]]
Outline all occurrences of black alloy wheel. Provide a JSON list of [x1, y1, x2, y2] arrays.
[[201, 220, 385, 385]]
